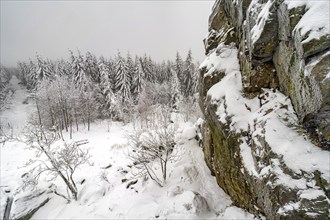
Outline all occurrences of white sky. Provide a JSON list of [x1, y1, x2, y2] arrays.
[[0, 0, 214, 66]]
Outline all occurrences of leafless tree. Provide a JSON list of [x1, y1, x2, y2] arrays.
[[1, 111, 90, 201], [22, 114, 90, 201], [127, 106, 177, 187]]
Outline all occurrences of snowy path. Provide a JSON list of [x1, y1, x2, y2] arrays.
[[0, 76, 34, 133], [1, 76, 36, 219]]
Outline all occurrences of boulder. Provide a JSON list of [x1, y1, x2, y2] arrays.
[[11, 190, 50, 220]]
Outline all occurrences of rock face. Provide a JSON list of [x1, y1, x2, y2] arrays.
[[199, 0, 330, 219]]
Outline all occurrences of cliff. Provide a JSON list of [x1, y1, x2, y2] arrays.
[[199, 0, 330, 219]]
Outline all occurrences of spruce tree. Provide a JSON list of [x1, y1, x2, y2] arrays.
[[169, 65, 181, 109], [132, 56, 144, 102], [183, 49, 194, 97], [126, 52, 134, 93], [174, 52, 184, 94], [27, 59, 37, 90], [115, 51, 131, 102], [35, 54, 53, 82], [70, 50, 87, 89], [98, 56, 114, 117], [85, 51, 100, 83], [140, 54, 154, 83]]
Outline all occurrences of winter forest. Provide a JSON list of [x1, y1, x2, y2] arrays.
[[11, 49, 200, 129], [1, 49, 237, 219]]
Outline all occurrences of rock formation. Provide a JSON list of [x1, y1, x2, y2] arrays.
[[199, 0, 330, 219]]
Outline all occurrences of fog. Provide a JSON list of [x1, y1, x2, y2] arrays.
[[0, 1, 214, 66]]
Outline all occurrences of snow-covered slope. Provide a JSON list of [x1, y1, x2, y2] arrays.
[[0, 77, 256, 219]]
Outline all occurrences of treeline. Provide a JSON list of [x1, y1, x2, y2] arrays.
[[16, 50, 200, 134]]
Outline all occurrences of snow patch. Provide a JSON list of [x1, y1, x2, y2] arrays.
[[200, 43, 240, 78], [239, 141, 258, 176], [299, 189, 326, 200], [250, 0, 274, 45]]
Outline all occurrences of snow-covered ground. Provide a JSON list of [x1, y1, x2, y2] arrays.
[[0, 77, 257, 219]]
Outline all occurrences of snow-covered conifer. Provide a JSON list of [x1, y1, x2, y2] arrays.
[[70, 50, 87, 89], [115, 51, 131, 102], [183, 49, 195, 97], [85, 51, 100, 83], [132, 56, 144, 101], [35, 54, 53, 82]]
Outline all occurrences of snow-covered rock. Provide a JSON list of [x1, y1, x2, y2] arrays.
[[11, 190, 51, 220], [205, 0, 330, 143], [200, 0, 330, 219]]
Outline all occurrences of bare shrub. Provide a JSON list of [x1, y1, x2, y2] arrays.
[[2, 113, 90, 201], [127, 105, 177, 187]]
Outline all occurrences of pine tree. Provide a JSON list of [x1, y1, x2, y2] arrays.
[[192, 61, 200, 95], [169, 65, 181, 110], [35, 54, 53, 82], [107, 58, 116, 92], [140, 54, 154, 83], [126, 52, 134, 93], [183, 49, 195, 97], [115, 51, 131, 102], [99, 56, 110, 86], [147, 56, 155, 82], [85, 51, 100, 83], [27, 59, 37, 90], [174, 52, 184, 94], [70, 50, 87, 89], [98, 56, 115, 117], [132, 56, 144, 102]]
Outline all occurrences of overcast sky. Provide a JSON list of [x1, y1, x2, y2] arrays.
[[1, 0, 214, 66]]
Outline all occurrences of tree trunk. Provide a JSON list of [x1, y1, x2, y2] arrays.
[[70, 119, 72, 139], [57, 117, 64, 140], [62, 110, 68, 132], [75, 109, 79, 131], [35, 96, 42, 126]]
